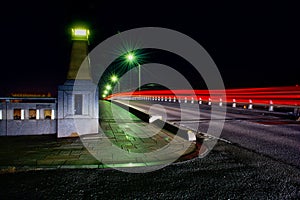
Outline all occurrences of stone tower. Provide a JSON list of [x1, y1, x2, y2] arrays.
[[57, 28, 99, 138]]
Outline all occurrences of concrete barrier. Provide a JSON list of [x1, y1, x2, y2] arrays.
[[232, 99, 236, 108], [111, 100, 199, 142]]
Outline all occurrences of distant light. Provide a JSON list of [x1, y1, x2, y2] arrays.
[[102, 94, 106, 98], [105, 85, 112, 90], [111, 75, 118, 82], [103, 90, 108, 95]]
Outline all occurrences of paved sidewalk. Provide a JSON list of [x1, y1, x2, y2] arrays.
[[0, 101, 199, 173]]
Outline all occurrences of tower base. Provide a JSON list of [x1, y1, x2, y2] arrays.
[[57, 80, 98, 138]]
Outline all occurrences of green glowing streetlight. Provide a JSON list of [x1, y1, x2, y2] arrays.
[[111, 75, 120, 93], [103, 90, 108, 95], [111, 75, 118, 82], [124, 51, 141, 91], [105, 84, 112, 91], [126, 52, 136, 63]]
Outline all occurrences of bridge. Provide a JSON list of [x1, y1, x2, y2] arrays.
[[103, 86, 300, 169]]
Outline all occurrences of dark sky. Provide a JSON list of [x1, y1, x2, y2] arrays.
[[0, 1, 299, 96]]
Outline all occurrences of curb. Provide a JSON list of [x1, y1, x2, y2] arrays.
[[111, 100, 205, 142]]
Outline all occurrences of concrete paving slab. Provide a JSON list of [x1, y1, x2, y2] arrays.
[[0, 100, 200, 173]]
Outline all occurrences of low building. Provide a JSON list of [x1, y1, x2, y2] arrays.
[[0, 98, 57, 136]]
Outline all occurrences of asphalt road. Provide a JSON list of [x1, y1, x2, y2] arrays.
[[126, 100, 300, 168], [0, 140, 299, 199]]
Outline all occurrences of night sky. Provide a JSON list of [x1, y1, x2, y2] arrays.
[[0, 1, 299, 96]]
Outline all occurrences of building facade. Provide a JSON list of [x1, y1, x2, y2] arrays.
[[0, 98, 57, 136]]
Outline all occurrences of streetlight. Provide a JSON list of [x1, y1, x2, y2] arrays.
[[111, 75, 118, 82], [126, 53, 135, 62], [125, 52, 141, 91], [103, 84, 112, 99], [105, 84, 112, 91], [102, 91, 108, 99], [111, 75, 120, 93]]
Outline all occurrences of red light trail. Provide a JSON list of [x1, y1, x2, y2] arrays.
[[106, 85, 300, 107]]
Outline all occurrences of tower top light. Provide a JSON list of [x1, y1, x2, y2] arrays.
[[71, 28, 89, 41]]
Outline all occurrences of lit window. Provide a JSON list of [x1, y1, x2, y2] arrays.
[[44, 109, 52, 119], [29, 109, 37, 120], [14, 109, 22, 120], [0, 110, 2, 120]]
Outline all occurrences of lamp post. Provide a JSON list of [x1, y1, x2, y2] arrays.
[[111, 75, 120, 93], [138, 64, 141, 91], [125, 52, 141, 91]]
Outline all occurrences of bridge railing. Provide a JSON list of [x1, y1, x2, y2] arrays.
[[106, 86, 300, 118]]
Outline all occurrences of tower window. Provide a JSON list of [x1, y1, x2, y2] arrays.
[[74, 94, 83, 115]]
